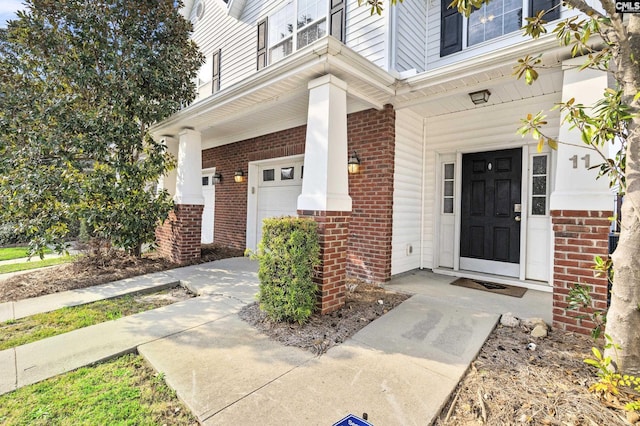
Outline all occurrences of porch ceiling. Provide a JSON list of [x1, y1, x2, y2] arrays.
[[394, 39, 568, 118]]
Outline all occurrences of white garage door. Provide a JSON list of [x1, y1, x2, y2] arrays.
[[255, 159, 304, 245]]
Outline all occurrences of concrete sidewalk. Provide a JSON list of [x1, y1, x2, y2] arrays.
[[0, 257, 551, 424]]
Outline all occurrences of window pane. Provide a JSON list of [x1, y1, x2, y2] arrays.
[[533, 176, 546, 195], [297, 19, 326, 48], [444, 198, 454, 214], [281, 167, 294, 180], [533, 155, 547, 175], [444, 181, 454, 197], [270, 3, 294, 42], [444, 163, 454, 180], [532, 197, 546, 215], [263, 169, 275, 181], [269, 38, 293, 63], [468, 0, 521, 46], [202, 176, 209, 186], [298, 0, 327, 29]]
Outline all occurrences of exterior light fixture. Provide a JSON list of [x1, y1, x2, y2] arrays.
[[348, 151, 361, 174], [234, 170, 244, 183], [212, 172, 222, 184], [469, 89, 491, 105]]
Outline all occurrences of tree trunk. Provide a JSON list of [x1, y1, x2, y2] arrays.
[[606, 118, 640, 375]]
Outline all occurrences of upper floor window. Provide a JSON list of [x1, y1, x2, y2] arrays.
[[440, 0, 560, 56], [257, 0, 344, 69]]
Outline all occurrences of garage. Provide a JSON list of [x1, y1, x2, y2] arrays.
[[247, 156, 304, 249]]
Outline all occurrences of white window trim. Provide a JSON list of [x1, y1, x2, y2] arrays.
[[461, 0, 531, 50], [266, 0, 329, 66]]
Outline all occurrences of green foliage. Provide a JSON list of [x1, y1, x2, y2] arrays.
[[0, 354, 196, 425], [253, 217, 320, 324], [0, 292, 176, 350], [0, 0, 203, 258], [566, 282, 607, 340], [584, 336, 640, 412], [0, 246, 51, 261], [0, 255, 77, 274]]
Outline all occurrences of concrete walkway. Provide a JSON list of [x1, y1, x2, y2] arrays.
[[0, 258, 551, 425]]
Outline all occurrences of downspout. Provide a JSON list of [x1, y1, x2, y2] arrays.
[[420, 116, 427, 269], [388, 3, 397, 72]]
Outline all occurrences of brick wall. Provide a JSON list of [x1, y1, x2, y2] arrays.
[[201, 128, 305, 249], [346, 105, 396, 283], [201, 106, 396, 284], [299, 210, 350, 314], [551, 209, 612, 335], [155, 204, 204, 264]]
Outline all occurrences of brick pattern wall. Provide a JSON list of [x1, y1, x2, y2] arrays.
[[200, 106, 396, 284], [298, 210, 350, 314], [551, 209, 612, 335], [201, 128, 305, 249], [155, 204, 204, 264], [346, 105, 396, 283]]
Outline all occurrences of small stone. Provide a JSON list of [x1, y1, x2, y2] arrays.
[[377, 299, 384, 305], [523, 317, 548, 329], [531, 324, 548, 338], [526, 342, 537, 351], [627, 411, 640, 424], [500, 312, 520, 328]]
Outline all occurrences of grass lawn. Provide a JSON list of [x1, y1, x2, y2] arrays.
[[0, 353, 196, 425], [0, 255, 76, 275], [0, 246, 52, 262], [0, 292, 182, 350]]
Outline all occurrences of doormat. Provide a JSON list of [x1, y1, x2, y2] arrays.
[[450, 277, 527, 298]]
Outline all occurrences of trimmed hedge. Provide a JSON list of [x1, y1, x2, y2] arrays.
[[254, 217, 320, 324]]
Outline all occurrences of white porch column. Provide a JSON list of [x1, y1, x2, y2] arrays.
[[297, 74, 352, 212], [550, 57, 612, 211], [158, 136, 179, 198], [175, 128, 204, 205]]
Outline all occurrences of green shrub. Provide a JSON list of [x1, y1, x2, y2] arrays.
[[254, 217, 320, 324]]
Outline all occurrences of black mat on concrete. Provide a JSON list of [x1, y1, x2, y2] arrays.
[[450, 277, 527, 298]]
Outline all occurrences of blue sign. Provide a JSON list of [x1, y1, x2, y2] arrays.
[[332, 414, 373, 426]]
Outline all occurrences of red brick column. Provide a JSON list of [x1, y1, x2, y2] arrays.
[[155, 204, 203, 264], [551, 210, 612, 335], [298, 210, 350, 315]]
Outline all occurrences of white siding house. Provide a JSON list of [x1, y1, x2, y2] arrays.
[[153, 0, 615, 328]]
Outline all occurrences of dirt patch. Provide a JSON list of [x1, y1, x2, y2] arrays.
[[0, 244, 244, 303], [434, 324, 631, 425], [239, 280, 410, 355]]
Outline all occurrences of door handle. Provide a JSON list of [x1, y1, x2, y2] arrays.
[[515, 216, 521, 222]]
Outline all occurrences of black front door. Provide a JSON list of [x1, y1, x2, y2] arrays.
[[460, 148, 522, 266]]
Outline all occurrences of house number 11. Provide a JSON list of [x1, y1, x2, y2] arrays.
[[569, 154, 590, 169]]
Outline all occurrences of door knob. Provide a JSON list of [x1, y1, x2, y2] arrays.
[[515, 216, 521, 222]]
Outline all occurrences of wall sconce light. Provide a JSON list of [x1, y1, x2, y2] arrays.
[[234, 170, 244, 183], [469, 89, 491, 105], [212, 172, 222, 184], [348, 151, 361, 174]]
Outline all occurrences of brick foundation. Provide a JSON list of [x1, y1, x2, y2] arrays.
[[155, 204, 204, 264], [298, 210, 350, 314], [551, 210, 612, 335], [346, 105, 396, 283]]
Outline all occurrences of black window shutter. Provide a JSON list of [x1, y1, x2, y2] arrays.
[[257, 18, 268, 70], [212, 49, 221, 93], [440, 0, 462, 57], [329, 0, 346, 43], [529, 0, 560, 21]]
